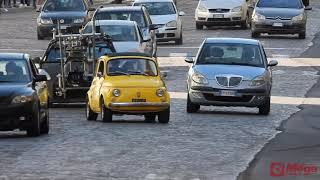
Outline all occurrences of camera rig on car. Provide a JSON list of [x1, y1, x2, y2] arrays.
[[38, 20, 116, 104]]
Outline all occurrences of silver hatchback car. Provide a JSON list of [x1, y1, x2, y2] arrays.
[[185, 38, 278, 115]]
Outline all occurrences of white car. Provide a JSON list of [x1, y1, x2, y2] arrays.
[[195, 0, 249, 29], [133, 0, 185, 45]]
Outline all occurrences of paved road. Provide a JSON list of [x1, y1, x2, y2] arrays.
[[0, 1, 320, 180]]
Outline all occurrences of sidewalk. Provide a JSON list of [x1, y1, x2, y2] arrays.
[[237, 31, 320, 180]]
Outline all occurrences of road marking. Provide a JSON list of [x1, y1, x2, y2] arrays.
[[169, 92, 320, 106], [0, 48, 45, 52], [159, 47, 303, 50]]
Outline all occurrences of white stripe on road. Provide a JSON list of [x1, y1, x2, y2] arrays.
[[159, 47, 303, 50], [169, 92, 320, 105], [0, 49, 45, 52]]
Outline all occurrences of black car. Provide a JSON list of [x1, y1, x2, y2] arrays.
[[0, 53, 49, 136], [36, 0, 95, 40]]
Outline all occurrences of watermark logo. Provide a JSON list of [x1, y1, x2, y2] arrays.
[[270, 162, 318, 177]]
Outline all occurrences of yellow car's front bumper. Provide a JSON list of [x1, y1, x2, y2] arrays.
[[108, 102, 169, 113], [109, 102, 170, 108]]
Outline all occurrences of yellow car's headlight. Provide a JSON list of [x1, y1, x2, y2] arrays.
[[113, 89, 121, 97], [156, 89, 165, 97]]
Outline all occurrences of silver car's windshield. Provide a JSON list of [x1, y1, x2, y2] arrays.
[[43, 0, 85, 12], [134, 2, 176, 15], [257, 0, 303, 9], [0, 59, 31, 82], [107, 58, 158, 76], [197, 43, 265, 67], [96, 11, 147, 28], [84, 24, 138, 42]]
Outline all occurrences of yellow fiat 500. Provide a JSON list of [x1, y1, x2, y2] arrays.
[[86, 53, 170, 123]]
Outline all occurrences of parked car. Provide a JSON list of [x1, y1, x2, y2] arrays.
[[37, 0, 95, 40], [185, 38, 278, 115], [195, 0, 250, 29], [251, 0, 307, 39], [93, 6, 157, 57], [0, 53, 50, 136], [86, 52, 170, 123], [133, 0, 185, 45], [83, 20, 155, 57]]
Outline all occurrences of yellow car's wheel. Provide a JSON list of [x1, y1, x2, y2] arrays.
[[100, 98, 112, 122], [86, 98, 98, 121], [144, 114, 156, 123], [158, 107, 170, 124]]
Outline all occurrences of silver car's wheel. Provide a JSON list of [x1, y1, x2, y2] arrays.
[[259, 97, 271, 115], [187, 94, 200, 113]]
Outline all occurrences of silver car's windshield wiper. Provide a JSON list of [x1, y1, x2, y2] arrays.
[[229, 62, 262, 67]]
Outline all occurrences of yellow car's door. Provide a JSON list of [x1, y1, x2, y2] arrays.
[[90, 61, 106, 111]]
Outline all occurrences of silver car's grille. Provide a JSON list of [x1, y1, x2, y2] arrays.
[[209, 9, 230, 13], [216, 77, 228, 87], [229, 77, 242, 86], [216, 75, 242, 87], [266, 16, 292, 21]]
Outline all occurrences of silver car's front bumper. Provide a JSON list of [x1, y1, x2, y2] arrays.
[[189, 86, 268, 107], [195, 11, 245, 26], [156, 27, 180, 42]]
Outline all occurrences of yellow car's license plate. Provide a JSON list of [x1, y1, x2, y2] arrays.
[[132, 99, 146, 102]]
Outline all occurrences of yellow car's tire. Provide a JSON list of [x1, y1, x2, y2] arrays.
[[40, 107, 49, 134], [86, 98, 98, 121], [101, 99, 112, 122], [144, 114, 156, 123], [158, 107, 170, 124]]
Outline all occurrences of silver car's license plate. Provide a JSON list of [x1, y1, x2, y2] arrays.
[[219, 90, 236, 97], [273, 23, 283, 27], [212, 14, 224, 18]]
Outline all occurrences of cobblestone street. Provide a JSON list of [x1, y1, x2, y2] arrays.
[[1, 0, 320, 179]]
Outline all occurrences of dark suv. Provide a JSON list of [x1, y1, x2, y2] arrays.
[[36, 0, 95, 39]]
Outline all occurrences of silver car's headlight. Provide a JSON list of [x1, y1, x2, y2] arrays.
[[250, 76, 265, 86], [40, 18, 53, 25], [252, 12, 265, 21], [166, 20, 177, 27], [73, 18, 85, 24], [231, 6, 242, 12], [292, 14, 304, 21], [192, 73, 208, 84], [11, 95, 33, 104], [197, 3, 208, 13]]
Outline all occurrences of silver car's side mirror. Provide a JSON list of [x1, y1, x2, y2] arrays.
[[268, 60, 278, 67], [38, 69, 51, 81], [178, 11, 186, 16], [185, 56, 194, 63]]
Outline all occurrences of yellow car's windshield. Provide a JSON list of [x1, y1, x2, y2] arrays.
[[107, 58, 158, 76]]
